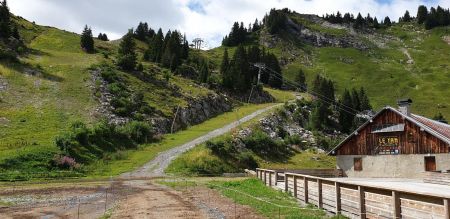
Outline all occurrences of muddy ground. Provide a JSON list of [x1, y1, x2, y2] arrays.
[[0, 178, 264, 219]]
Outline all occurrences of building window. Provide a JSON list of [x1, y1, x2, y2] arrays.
[[354, 158, 362, 171], [425, 156, 436, 172]]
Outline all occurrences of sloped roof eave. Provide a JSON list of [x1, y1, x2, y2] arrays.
[[328, 107, 450, 155]]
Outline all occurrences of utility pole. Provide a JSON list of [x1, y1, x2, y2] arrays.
[[248, 63, 266, 103], [253, 62, 265, 85], [192, 38, 204, 50]]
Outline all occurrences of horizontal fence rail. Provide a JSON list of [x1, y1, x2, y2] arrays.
[[256, 168, 450, 219]]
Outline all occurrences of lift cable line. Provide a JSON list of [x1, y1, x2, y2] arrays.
[[261, 65, 361, 115], [252, 63, 362, 116], [267, 72, 360, 117]]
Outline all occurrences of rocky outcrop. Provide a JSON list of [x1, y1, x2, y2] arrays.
[[169, 93, 232, 132], [90, 69, 130, 125], [90, 68, 233, 134], [0, 76, 7, 92], [285, 16, 369, 50]]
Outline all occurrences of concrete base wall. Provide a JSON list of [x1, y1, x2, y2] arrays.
[[337, 154, 450, 178]]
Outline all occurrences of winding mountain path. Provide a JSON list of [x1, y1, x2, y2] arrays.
[[121, 104, 280, 178]]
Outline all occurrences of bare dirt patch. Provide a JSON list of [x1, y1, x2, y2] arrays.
[[111, 180, 207, 219], [185, 186, 265, 219]]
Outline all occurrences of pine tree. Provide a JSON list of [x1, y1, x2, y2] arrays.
[[266, 53, 282, 88], [135, 22, 149, 41], [161, 31, 183, 71], [359, 87, 372, 111], [343, 13, 353, 24], [401, 10, 412, 22], [295, 69, 306, 92], [351, 88, 361, 111], [97, 33, 109, 41], [265, 9, 287, 34], [339, 89, 355, 133], [373, 17, 380, 28], [354, 13, 365, 29], [147, 28, 164, 62], [198, 60, 209, 83], [117, 29, 137, 71], [0, 0, 11, 39], [231, 45, 250, 91], [417, 5, 428, 24], [80, 25, 94, 53], [221, 48, 233, 88], [252, 18, 260, 32], [384, 16, 392, 26]]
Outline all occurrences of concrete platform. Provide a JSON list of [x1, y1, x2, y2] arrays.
[[332, 177, 450, 198]]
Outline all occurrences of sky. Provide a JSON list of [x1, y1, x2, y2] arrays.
[[8, 0, 450, 48]]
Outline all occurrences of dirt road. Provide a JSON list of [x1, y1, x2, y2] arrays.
[[1, 104, 278, 218], [121, 104, 280, 178]]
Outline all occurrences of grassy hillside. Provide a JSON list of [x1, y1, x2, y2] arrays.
[[205, 16, 450, 119], [0, 16, 279, 179]]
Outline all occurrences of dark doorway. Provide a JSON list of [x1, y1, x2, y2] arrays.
[[425, 156, 436, 172], [354, 158, 362, 171]]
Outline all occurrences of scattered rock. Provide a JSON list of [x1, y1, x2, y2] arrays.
[[0, 76, 7, 91]]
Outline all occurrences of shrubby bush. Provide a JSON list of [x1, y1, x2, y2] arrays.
[[55, 120, 156, 164]]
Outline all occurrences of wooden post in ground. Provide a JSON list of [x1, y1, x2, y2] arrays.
[[269, 172, 272, 186], [444, 198, 450, 219], [318, 179, 323, 209], [358, 186, 365, 219], [274, 170, 278, 186], [335, 182, 341, 215], [304, 177, 309, 203], [392, 191, 401, 219], [264, 171, 267, 185], [293, 176, 298, 198], [284, 174, 288, 192]]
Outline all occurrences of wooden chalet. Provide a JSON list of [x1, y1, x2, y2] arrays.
[[329, 99, 450, 178]]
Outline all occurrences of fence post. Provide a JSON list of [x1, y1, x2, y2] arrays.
[[444, 198, 449, 219], [358, 186, 365, 219], [256, 169, 259, 179], [335, 182, 341, 215], [304, 177, 309, 204], [284, 174, 288, 192], [392, 191, 400, 219], [264, 171, 267, 185], [293, 175, 298, 198], [274, 170, 278, 186], [269, 172, 272, 187], [318, 179, 323, 209]]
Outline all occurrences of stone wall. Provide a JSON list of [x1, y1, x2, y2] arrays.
[[336, 154, 450, 178]]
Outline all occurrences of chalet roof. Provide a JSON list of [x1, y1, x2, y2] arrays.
[[329, 107, 450, 155]]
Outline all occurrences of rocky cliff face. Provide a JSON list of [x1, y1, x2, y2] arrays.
[[285, 16, 369, 50], [168, 93, 232, 132]]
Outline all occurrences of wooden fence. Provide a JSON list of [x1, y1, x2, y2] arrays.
[[256, 168, 450, 219]]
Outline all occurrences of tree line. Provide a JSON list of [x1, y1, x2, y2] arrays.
[[305, 74, 372, 133], [222, 18, 263, 47], [220, 45, 283, 91], [0, 0, 20, 41], [324, 11, 391, 29], [143, 28, 189, 71], [416, 5, 450, 30]]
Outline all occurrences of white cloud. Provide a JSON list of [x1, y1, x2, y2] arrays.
[[8, 0, 449, 48]]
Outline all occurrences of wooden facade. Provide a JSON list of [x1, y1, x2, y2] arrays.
[[334, 108, 450, 155]]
